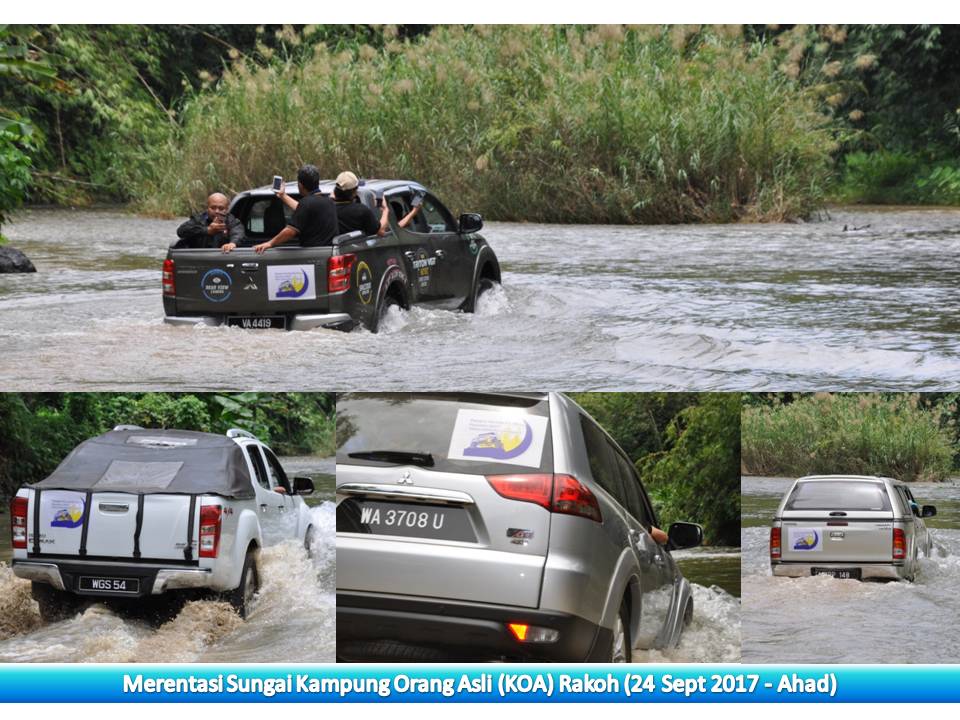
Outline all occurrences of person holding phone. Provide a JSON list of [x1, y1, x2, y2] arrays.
[[239, 164, 337, 253], [275, 170, 389, 238], [175, 192, 245, 250]]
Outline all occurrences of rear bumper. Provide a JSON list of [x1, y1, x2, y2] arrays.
[[13, 560, 212, 598], [336, 591, 609, 662], [163, 313, 352, 331], [771, 561, 906, 580]]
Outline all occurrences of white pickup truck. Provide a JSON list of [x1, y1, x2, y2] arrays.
[[9, 426, 316, 621]]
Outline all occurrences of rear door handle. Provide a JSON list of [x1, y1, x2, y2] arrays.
[[404, 251, 415, 260], [259, 504, 268, 511], [435, 249, 445, 259]]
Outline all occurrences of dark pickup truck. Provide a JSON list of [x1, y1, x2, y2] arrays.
[[162, 179, 501, 332]]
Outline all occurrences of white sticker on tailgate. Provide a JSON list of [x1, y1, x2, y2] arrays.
[[43, 490, 87, 529], [448, 410, 548, 468], [267, 265, 316, 301], [788, 527, 822, 552]]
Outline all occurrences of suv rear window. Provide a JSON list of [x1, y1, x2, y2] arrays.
[[785, 481, 892, 511], [337, 393, 553, 476]]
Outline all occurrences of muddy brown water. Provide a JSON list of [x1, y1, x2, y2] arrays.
[[0, 456, 334, 663], [2, 207, 960, 390], [742, 476, 960, 663]]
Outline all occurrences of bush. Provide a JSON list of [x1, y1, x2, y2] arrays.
[[837, 150, 960, 205], [139, 26, 834, 223], [741, 393, 954, 482]]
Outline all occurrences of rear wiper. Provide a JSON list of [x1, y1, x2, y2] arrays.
[[347, 450, 435, 467]]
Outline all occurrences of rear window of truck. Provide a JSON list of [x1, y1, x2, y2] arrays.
[[785, 481, 892, 511], [337, 393, 553, 476]]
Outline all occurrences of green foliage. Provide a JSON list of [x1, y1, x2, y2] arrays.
[[741, 393, 954, 482], [140, 25, 834, 223], [0, 393, 335, 499], [0, 130, 34, 238], [570, 392, 740, 546], [836, 151, 960, 204], [640, 394, 741, 546]]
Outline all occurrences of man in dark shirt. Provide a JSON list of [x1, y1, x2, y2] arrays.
[[332, 171, 389, 237], [175, 193, 244, 250], [234, 165, 337, 254]]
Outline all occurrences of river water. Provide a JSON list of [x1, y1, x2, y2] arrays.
[[0, 456, 335, 663], [631, 546, 741, 663], [2, 207, 959, 390], [741, 476, 960, 663]]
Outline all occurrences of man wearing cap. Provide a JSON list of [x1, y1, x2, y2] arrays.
[[275, 170, 389, 238], [333, 171, 390, 237], [224, 164, 338, 253]]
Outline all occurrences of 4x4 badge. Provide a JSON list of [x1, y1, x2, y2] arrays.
[[398, 471, 413, 485]]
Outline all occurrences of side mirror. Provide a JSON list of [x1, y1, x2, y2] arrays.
[[922, 505, 937, 518], [667, 522, 703, 550], [459, 213, 483, 233], [293, 476, 315, 496]]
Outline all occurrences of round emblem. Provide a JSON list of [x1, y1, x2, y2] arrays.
[[356, 261, 373, 304], [200, 268, 232, 303]]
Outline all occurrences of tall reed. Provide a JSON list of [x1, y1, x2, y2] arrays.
[[139, 26, 835, 223], [742, 394, 954, 482]]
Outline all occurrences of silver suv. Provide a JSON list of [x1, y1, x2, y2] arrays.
[[335, 392, 703, 662]]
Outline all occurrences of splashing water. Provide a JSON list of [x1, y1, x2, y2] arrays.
[[0, 503, 336, 663]]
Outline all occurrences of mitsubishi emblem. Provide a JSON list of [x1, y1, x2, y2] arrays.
[[398, 471, 413, 485]]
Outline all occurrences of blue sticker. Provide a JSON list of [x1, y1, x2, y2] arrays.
[[793, 530, 820, 551], [51, 501, 85, 528], [463, 421, 534, 461], [275, 269, 310, 298]]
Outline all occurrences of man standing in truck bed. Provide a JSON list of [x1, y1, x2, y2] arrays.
[[223, 165, 338, 253]]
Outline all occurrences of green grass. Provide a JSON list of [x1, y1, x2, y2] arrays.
[[834, 150, 960, 205], [742, 394, 954, 482], [139, 26, 835, 224]]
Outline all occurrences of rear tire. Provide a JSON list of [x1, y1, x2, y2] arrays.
[[610, 599, 632, 663], [226, 550, 259, 619], [32, 582, 84, 623], [304, 525, 315, 559]]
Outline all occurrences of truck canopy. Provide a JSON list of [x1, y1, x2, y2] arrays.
[[30, 429, 254, 499]]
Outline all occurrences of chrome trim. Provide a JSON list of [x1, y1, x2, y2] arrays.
[[163, 316, 220, 327], [336, 483, 475, 506], [12, 562, 66, 590], [152, 568, 213, 593], [289, 313, 352, 330]]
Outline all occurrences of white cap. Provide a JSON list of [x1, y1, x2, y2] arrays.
[[335, 171, 359, 191]]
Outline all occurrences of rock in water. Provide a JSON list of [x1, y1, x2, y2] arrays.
[[0, 246, 37, 273]]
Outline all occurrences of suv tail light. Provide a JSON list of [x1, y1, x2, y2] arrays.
[[770, 527, 781, 559], [11, 496, 28, 550], [486, 473, 602, 523], [893, 528, 907, 560], [199, 504, 222, 558], [162, 258, 176, 296], [328, 254, 356, 293]]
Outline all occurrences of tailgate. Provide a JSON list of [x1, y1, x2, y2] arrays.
[[336, 464, 550, 608], [779, 510, 896, 563], [32, 490, 198, 561], [169, 247, 331, 314]]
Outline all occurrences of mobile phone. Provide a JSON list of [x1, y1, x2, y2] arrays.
[[411, 192, 423, 208], [272, 175, 283, 191]]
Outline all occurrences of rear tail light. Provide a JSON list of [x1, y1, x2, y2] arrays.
[[507, 622, 559, 644], [199, 504, 222, 558], [328, 253, 356, 293], [486, 473, 602, 523], [893, 528, 907, 560], [10, 496, 28, 550], [770, 527, 781, 559], [162, 258, 176, 296]]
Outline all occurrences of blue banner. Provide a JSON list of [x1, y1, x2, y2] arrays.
[[0, 665, 958, 703]]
